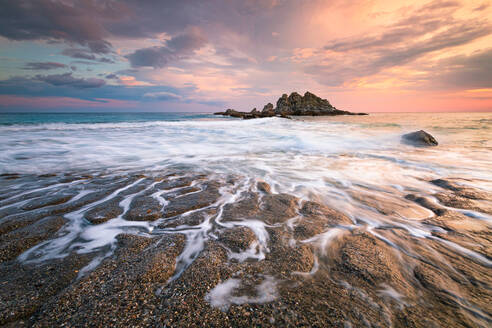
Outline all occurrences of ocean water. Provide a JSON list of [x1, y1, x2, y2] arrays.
[[1, 112, 490, 181], [2, 110, 490, 246], [1, 112, 491, 224], [1, 111, 491, 323]]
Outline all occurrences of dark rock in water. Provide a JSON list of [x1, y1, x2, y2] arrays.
[[430, 178, 492, 201], [261, 103, 275, 116], [163, 181, 221, 217], [405, 194, 448, 216], [84, 197, 123, 224], [0, 216, 66, 263], [0, 173, 21, 180], [276, 91, 333, 116], [402, 130, 438, 146], [20, 193, 74, 211], [225, 108, 244, 118], [214, 91, 367, 119], [256, 181, 271, 193], [26, 234, 185, 327], [125, 196, 163, 221]]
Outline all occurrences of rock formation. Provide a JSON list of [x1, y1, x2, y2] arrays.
[[401, 130, 438, 147], [214, 91, 367, 119]]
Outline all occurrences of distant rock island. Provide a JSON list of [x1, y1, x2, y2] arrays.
[[215, 91, 368, 119]]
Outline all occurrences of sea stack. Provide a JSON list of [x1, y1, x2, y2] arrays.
[[215, 91, 367, 119]]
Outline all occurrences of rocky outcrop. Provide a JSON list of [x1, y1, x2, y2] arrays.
[[401, 130, 438, 147], [2, 172, 492, 327], [215, 91, 367, 119]]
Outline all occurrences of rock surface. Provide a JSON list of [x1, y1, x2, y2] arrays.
[[401, 130, 438, 146], [0, 172, 491, 327], [215, 91, 367, 119]]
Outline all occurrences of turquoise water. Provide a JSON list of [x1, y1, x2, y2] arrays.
[[0, 112, 216, 125]]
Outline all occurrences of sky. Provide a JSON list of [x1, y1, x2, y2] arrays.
[[0, 0, 491, 113]]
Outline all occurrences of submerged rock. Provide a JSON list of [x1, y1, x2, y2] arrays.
[[215, 91, 367, 119], [401, 130, 438, 146]]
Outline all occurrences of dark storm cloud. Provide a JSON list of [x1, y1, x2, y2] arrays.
[[22, 62, 67, 70], [126, 28, 207, 68], [34, 73, 106, 88]]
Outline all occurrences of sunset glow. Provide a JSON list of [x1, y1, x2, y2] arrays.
[[0, 0, 491, 112]]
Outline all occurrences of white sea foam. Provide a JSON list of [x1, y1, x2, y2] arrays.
[[205, 275, 278, 311], [377, 284, 407, 307]]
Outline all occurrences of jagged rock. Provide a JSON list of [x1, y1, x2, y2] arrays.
[[256, 181, 271, 193], [401, 130, 438, 147], [214, 91, 367, 119], [261, 103, 274, 116], [276, 91, 334, 115]]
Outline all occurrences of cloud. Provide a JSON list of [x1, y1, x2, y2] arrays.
[[0, 76, 216, 109], [0, 0, 273, 54], [23, 62, 67, 70], [126, 28, 207, 68], [61, 48, 115, 63], [306, 1, 492, 86], [105, 73, 118, 79], [34, 73, 106, 88], [372, 21, 491, 68], [324, 1, 484, 53], [87, 40, 113, 54], [473, 3, 490, 11], [419, 0, 460, 11], [433, 48, 492, 89], [0, 0, 122, 53], [62, 48, 97, 61], [143, 91, 182, 100], [0, 0, 491, 112], [118, 76, 153, 86]]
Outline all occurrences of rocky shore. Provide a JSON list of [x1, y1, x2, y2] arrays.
[[1, 171, 491, 327], [215, 91, 368, 119]]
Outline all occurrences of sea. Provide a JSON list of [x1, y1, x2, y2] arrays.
[[2, 110, 490, 245], [1, 111, 491, 321], [1, 112, 490, 184]]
